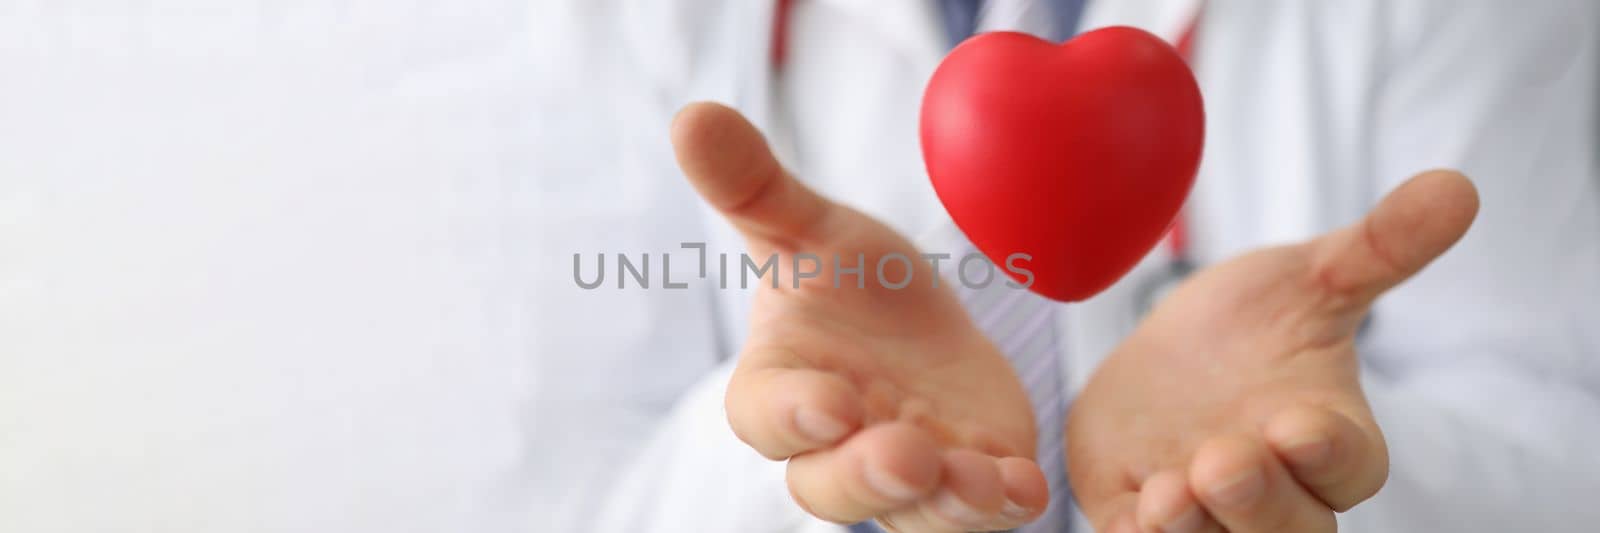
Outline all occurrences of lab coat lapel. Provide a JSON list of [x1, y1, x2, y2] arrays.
[[811, 0, 948, 68]]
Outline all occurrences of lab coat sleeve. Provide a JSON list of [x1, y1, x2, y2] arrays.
[[592, 362, 827, 533], [1342, 2, 1600, 531]]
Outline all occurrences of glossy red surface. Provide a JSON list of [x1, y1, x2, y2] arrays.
[[921, 26, 1205, 301]]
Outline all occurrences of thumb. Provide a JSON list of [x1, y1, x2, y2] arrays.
[[671, 101, 838, 247], [1309, 169, 1480, 303]]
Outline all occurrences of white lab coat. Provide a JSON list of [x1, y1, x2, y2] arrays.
[[595, 0, 1600, 532]]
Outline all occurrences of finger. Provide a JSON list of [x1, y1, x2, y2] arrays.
[[878, 450, 1023, 532], [1189, 434, 1335, 533], [725, 362, 864, 460], [1084, 492, 1139, 533], [1099, 501, 1143, 533], [1137, 469, 1217, 533], [786, 422, 943, 524], [670, 101, 837, 246], [995, 456, 1051, 524], [1263, 404, 1389, 511], [1308, 169, 1479, 304]]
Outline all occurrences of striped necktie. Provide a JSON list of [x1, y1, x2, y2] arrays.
[[850, 242, 1071, 533], [937, 0, 1088, 46], [976, 0, 1059, 38]]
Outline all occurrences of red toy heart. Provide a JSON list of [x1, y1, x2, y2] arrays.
[[921, 26, 1204, 302]]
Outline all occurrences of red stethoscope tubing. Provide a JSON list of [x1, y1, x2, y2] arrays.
[[771, 0, 795, 69], [1165, 8, 1201, 264]]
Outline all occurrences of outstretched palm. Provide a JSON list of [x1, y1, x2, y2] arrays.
[[673, 102, 1048, 531], [1067, 171, 1478, 533]]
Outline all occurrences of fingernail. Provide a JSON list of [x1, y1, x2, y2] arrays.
[[1206, 468, 1264, 508], [1284, 439, 1332, 467], [794, 408, 848, 443], [932, 489, 988, 526], [863, 462, 921, 501], [1162, 504, 1205, 533], [1001, 498, 1032, 521]]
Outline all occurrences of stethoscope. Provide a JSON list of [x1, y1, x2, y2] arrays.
[[1133, 217, 1196, 319]]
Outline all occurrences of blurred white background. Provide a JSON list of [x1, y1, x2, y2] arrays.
[[0, 2, 707, 531]]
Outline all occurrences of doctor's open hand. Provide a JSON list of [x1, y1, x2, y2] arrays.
[[673, 102, 1052, 532], [1068, 170, 1479, 533]]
